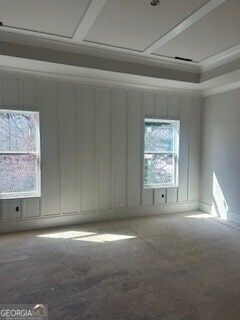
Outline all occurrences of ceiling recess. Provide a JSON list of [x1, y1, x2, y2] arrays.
[[175, 56, 193, 62], [151, 0, 160, 6]]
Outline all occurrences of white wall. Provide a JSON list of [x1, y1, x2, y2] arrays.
[[0, 73, 201, 232], [200, 88, 240, 223]]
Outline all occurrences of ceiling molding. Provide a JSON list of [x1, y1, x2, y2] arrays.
[[200, 68, 240, 96], [0, 37, 199, 74], [0, 53, 238, 97], [200, 44, 240, 72], [72, 0, 108, 42], [144, 0, 227, 54], [0, 55, 201, 95], [0, 0, 108, 45], [0, 42, 199, 83], [81, 40, 199, 72], [202, 81, 240, 97], [0, 25, 72, 43]]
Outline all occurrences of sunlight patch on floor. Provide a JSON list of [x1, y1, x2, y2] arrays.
[[38, 231, 96, 239], [73, 234, 136, 243], [37, 230, 136, 243]]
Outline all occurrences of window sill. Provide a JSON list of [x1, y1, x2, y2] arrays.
[[0, 192, 41, 200], [144, 184, 178, 189]]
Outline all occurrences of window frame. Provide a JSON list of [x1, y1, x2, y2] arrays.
[[143, 118, 180, 189], [0, 109, 41, 199]]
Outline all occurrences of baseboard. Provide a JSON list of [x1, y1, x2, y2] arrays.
[[0, 202, 199, 234], [199, 202, 212, 214], [199, 201, 240, 225]]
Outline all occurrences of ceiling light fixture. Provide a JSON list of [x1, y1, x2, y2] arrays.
[[151, 0, 160, 6]]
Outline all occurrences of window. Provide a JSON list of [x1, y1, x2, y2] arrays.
[[144, 119, 179, 188], [0, 110, 41, 199]]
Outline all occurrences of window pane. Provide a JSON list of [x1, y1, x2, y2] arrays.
[[145, 121, 174, 152], [0, 112, 38, 152], [0, 155, 37, 194], [144, 154, 174, 185]]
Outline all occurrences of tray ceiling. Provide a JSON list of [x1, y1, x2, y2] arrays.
[[0, 0, 91, 37], [85, 0, 209, 51], [153, 0, 240, 62], [0, 0, 239, 70]]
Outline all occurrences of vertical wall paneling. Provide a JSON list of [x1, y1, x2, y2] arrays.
[[22, 80, 41, 218], [143, 189, 154, 206], [169, 95, 180, 119], [96, 88, 112, 210], [142, 92, 156, 206], [167, 188, 178, 203], [154, 189, 166, 204], [79, 86, 95, 212], [0, 77, 3, 107], [112, 90, 128, 208], [2, 77, 22, 220], [143, 92, 156, 118], [167, 95, 179, 204], [2, 78, 20, 109], [156, 93, 168, 118], [128, 91, 142, 207], [60, 84, 78, 213], [0, 73, 2, 225], [3, 200, 22, 220], [22, 80, 39, 110], [0, 73, 201, 229], [178, 96, 190, 202], [188, 96, 200, 201], [24, 199, 41, 219], [0, 201, 2, 221], [41, 82, 60, 216]]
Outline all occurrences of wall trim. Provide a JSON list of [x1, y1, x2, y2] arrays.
[[200, 44, 240, 72], [202, 81, 240, 97], [0, 61, 201, 96], [0, 202, 199, 234], [199, 201, 240, 225]]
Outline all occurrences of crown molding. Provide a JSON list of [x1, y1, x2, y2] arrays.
[[0, 53, 239, 98], [0, 54, 201, 95], [201, 68, 240, 96], [200, 44, 240, 72], [0, 30, 200, 74], [202, 81, 240, 97], [81, 40, 200, 73]]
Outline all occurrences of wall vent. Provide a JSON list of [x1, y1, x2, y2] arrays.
[[175, 56, 193, 62]]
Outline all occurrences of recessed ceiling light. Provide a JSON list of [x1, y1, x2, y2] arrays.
[[151, 0, 160, 6]]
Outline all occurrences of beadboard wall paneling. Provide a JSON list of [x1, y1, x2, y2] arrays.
[[0, 75, 201, 232]]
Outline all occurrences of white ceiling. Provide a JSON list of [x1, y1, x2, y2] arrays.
[[0, 0, 91, 37], [85, 0, 209, 51], [154, 0, 240, 62], [0, 0, 239, 68]]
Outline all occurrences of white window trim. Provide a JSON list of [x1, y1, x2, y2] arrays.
[[0, 109, 41, 199], [143, 118, 180, 189]]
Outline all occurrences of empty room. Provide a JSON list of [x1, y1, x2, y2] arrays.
[[0, 0, 240, 319]]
